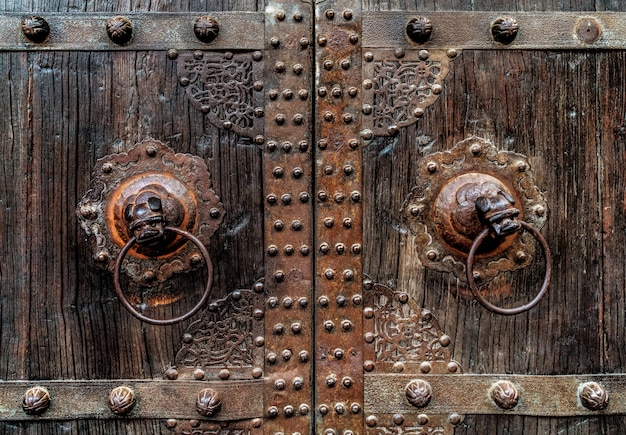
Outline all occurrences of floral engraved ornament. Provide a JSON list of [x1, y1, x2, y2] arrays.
[[362, 49, 461, 136]]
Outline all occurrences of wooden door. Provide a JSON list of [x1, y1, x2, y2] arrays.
[[1, 1, 626, 434]]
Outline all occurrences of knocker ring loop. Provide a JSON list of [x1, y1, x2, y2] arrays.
[[466, 221, 552, 315], [114, 226, 213, 325]]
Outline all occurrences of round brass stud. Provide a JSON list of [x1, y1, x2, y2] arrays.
[[22, 386, 51, 415]]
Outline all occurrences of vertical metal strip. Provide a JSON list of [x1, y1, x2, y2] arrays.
[[314, 1, 364, 434], [263, 2, 314, 434]]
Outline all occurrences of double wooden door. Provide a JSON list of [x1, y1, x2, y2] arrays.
[[2, 0, 626, 434]]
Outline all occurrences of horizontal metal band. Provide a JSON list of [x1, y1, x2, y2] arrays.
[[0, 13, 263, 51], [365, 374, 626, 417], [0, 379, 262, 420], [363, 12, 626, 50]]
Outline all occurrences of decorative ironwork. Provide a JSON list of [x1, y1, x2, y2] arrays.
[[165, 419, 257, 435], [175, 286, 263, 371], [363, 279, 457, 370], [402, 136, 548, 285], [174, 50, 262, 137], [490, 380, 520, 410], [579, 382, 609, 411], [108, 386, 136, 415], [362, 49, 460, 136], [77, 139, 225, 287]]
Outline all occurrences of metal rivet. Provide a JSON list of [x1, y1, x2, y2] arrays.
[[334, 348, 344, 359], [283, 297, 293, 308], [366, 415, 378, 427], [470, 143, 482, 155], [535, 205, 546, 216], [267, 352, 277, 364], [348, 87, 358, 97], [320, 243, 330, 255], [196, 388, 222, 417], [193, 368, 205, 380], [282, 349, 293, 360], [405, 380, 432, 408], [393, 414, 405, 425], [492, 17, 519, 44], [579, 382, 609, 410], [293, 167, 304, 178], [274, 270, 285, 282], [267, 245, 278, 256], [106, 17, 133, 45], [291, 323, 302, 334], [293, 113, 304, 125], [363, 278, 374, 290], [194, 16, 219, 43], [420, 361, 432, 373], [165, 419, 177, 429], [335, 403, 346, 414], [324, 320, 335, 331], [298, 89, 309, 100], [353, 294, 362, 305], [218, 369, 230, 380], [344, 270, 354, 281], [300, 37, 310, 48], [342, 377, 353, 388], [283, 405, 295, 418], [319, 295, 330, 306], [318, 191, 328, 201], [274, 379, 286, 390], [275, 61, 286, 72], [253, 281, 264, 293], [293, 377, 304, 390], [447, 361, 458, 373], [361, 129, 374, 140], [343, 113, 354, 124], [276, 10, 285, 20], [395, 47, 405, 58], [319, 404, 329, 415], [267, 406, 279, 418], [293, 64, 304, 75], [273, 167, 284, 177], [284, 245, 294, 256], [299, 192, 310, 203], [341, 320, 353, 331], [318, 36, 328, 46], [324, 60, 334, 70], [325, 269, 335, 280], [362, 104, 373, 115], [299, 297, 308, 308], [332, 87, 342, 97], [418, 49, 430, 60], [164, 368, 179, 380], [326, 9, 335, 19], [491, 380, 520, 410], [336, 243, 346, 254], [324, 217, 335, 228], [300, 245, 310, 256], [22, 16, 50, 43], [393, 362, 405, 373], [299, 403, 310, 415], [364, 332, 375, 343], [324, 111, 334, 122], [341, 59, 351, 69], [364, 360, 375, 371], [270, 37, 280, 47], [22, 386, 50, 415], [343, 9, 354, 20], [349, 34, 359, 44], [274, 220, 284, 231], [299, 350, 310, 362], [281, 194, 292, 205], [275, 114, 285, 125], [449, 413, 463, 425], [336, 295, 347, 306], [426, 250, 437, 260], [269, 89, 279, 100], [334, 192, 346, 203], [343, 218, 353, 228], [414, 107, 425, 117], [326, 375, 337, 387], [273, 323, 284, 335], [406, 16, 433, 43], [417, 414, 429, 425]]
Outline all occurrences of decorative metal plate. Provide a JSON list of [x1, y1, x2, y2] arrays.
[[77, 139, 224, 286], [401, 137, 548, 284]]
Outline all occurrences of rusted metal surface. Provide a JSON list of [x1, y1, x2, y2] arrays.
[[363, 12, 626, 50], [364, 374, 626, 417], [170, 49, 264, 138], [362, 48, 460, 136], [0, 380, 263, 420], [262, 1, 313, 433], [402, 137, 548, 287], [173, 283, 265, 381], [0, 12, 264, 50], [77, 140, 224, 286], [314, 1, 364, 434]]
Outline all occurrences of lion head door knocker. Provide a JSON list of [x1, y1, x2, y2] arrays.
[[77, 140, 225, 325], [402, 137, 552, 315]]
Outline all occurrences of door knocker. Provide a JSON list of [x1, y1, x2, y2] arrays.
[[77, 139, 225, 324], [402, 137, 551, 315]]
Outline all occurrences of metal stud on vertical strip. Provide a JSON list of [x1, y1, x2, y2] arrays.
[[314, 0, 364, 433], [264, 1, 313, 434]]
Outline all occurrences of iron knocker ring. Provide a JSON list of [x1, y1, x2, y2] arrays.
[[466, 221, 552, 315], [114, 226, 213, 325]]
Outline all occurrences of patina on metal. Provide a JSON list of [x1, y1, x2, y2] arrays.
[[402, 137, 549, 298], [108, 386, 136, 416], [77, 139, 224, 318]]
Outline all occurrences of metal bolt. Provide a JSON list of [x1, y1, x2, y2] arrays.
[[194, 16, 219, 43], [196, 388, 222, 417], [106, 17, 133, 45], [492, 17, 519, 44], [22, 16, 50, 43], [406, 16, 433, 43]]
